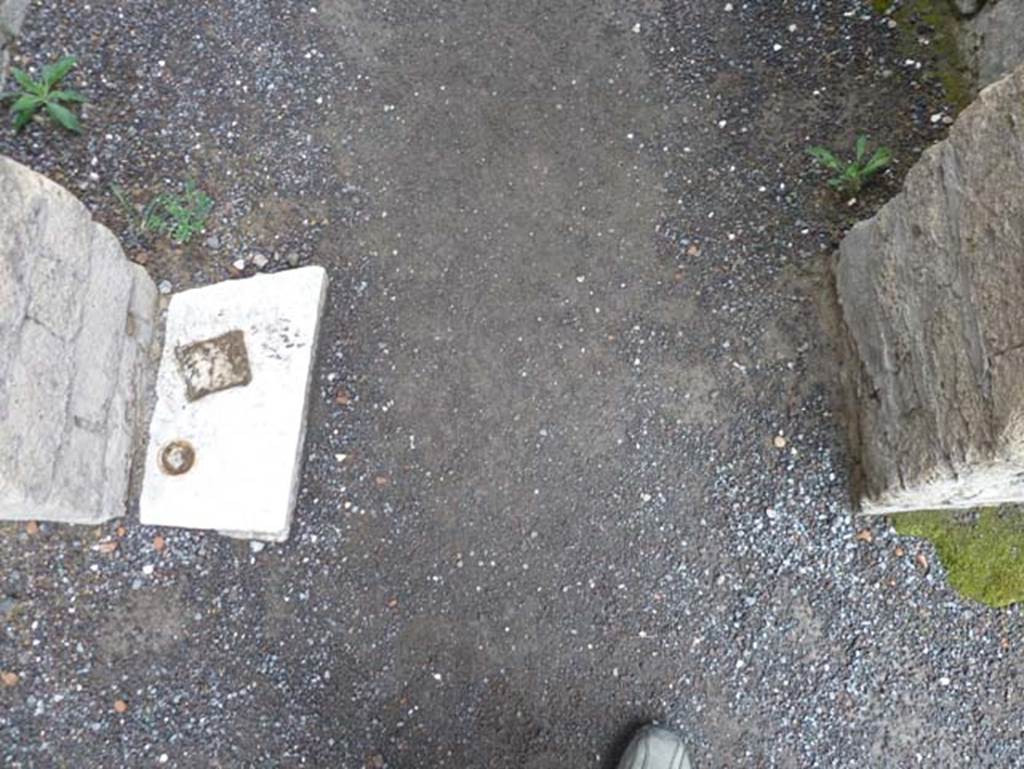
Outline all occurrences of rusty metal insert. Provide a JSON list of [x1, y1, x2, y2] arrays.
[[159, 440, 196, 475]]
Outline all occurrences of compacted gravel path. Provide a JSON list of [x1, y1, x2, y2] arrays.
[[2, 1, 1019, 767]]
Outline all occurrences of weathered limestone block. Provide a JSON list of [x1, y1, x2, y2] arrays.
[[963, 0, 1024, 88], [0, 0, 28, 35], [0, 156, 158, 523], [837, 64, 1024, 515], [0, 0, 29, 80]]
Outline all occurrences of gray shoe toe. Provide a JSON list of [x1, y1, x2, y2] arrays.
[[616, 725, 692, 769]]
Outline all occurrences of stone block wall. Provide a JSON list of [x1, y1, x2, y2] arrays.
[[959, 0, 1024, 88], [837, 64, 1024, 514], [0, 156, 158, 523]]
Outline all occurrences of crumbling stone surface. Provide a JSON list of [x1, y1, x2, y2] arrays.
[[837, 64, 1024, 514], [0, 155, 158, 523]]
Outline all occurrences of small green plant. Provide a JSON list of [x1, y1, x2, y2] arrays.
[[808, 135, 892, 196], [0, 56, 84, 132], [110, 183, 139, 225], [140, 181, 214, 244]]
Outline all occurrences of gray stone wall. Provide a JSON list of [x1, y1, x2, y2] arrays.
[[0, 0, 28, 80], [837, 64, 1024, 514], [0, 156, 158, 524]]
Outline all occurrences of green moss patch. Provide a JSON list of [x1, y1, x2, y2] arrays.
[[874, 0, 973, 110], [892, 508, 1024, 608]]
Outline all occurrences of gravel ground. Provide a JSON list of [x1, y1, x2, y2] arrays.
[[2, 1, 1019, 768]]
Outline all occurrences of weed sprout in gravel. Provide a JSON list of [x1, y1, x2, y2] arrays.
[[0, 56, 84, 133], [808, 135, 892, 197], [113, 180, 215, 245]]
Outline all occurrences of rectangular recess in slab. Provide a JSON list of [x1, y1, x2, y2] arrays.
[[175, 329, 252, 402], [139, 266, 327, 541]]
